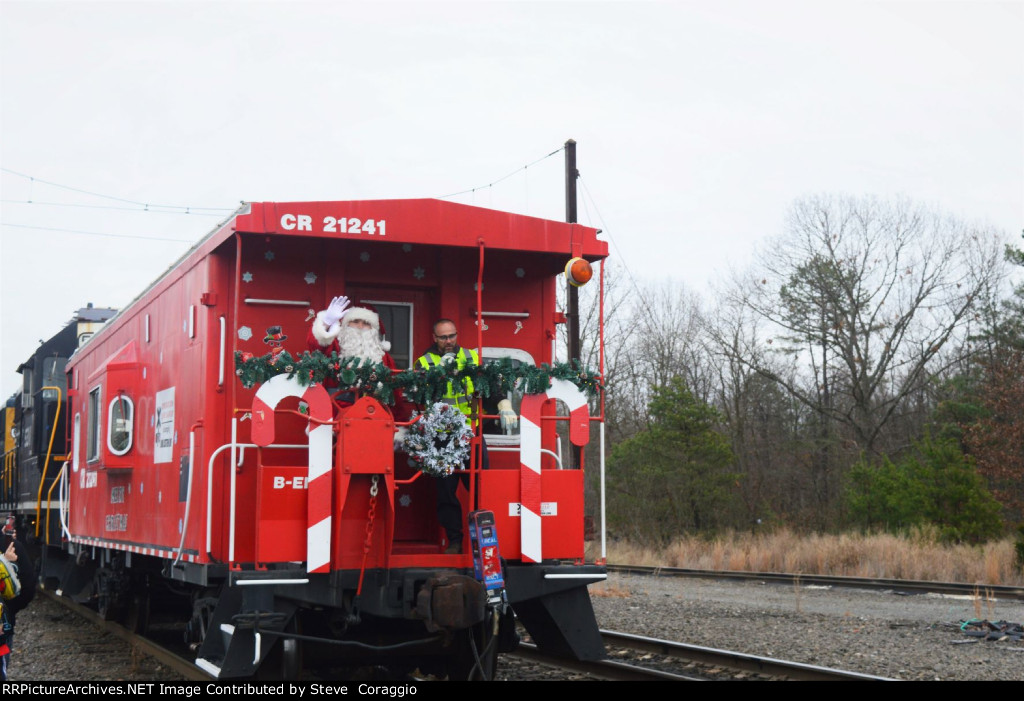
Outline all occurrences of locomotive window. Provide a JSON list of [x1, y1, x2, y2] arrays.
[[87, 387, 101, 462], [107, 394, 134, 456], [41, 357, 67, 399], [21, 368, 33, 408]]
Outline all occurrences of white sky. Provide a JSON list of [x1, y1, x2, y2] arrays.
[[1, 0, 1022, 398]]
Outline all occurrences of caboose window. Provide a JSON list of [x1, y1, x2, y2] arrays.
[[87, 386, 101, 462], [481, 348, 535, 446], [107, 394, 134, 456]]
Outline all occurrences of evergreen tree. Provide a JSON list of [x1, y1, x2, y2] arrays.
[[607, 377, 739, 543], [846, 434, 1002, 543]]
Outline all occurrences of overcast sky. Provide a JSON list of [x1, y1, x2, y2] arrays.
[[1, 0, 1021, 398]]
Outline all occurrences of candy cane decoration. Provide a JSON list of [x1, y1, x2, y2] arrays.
[[518, 379, 590, 563], [251, 375, 333, 573]]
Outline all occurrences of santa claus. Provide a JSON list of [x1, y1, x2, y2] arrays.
[[308, 295, 412, 419]]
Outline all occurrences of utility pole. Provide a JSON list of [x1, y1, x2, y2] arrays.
[[565, 139, 581, 470], [565, 139, 580, 365]]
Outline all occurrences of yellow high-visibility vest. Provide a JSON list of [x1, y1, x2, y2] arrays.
[[417, 347, 479, 418]]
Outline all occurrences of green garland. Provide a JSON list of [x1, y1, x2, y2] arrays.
[[234, 350, 601, 405]]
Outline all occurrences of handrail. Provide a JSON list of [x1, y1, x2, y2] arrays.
[[599, 421, 607, 561], [204, 434, 308, 561], [229, 419, 237, 562], [2, 451, 13, 505], [59, 459, 71, 539], [35, 386, 62, 538], [218, 316, 226, 388], [173, 424, 201, 567], [487, 445, 564, 470], [45, 460, 67, 544]]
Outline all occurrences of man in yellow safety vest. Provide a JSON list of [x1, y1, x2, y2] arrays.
[[417, 319, 480, 554]]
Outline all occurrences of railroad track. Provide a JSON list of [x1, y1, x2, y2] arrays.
[[43, 585, 890, 682], [605, 564, 1024, 600], [39, 588, 212, 682], [509, 629, 894, 681], [46, 575, 941, 682]]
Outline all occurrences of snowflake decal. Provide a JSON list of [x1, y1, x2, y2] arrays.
[[238, 326, 253, 341], [359, 251, 370, 263], [399, 494, 412, 508], [515, 267, 526, 278], [304, 272, 317, 284], [402, 244, 412, 253], [242, 271, 253, 283], [265, 250, 275, 261], [413, 266, 425, 280]]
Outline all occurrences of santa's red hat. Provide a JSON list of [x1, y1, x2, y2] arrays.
[[348, 305, 392, 352]]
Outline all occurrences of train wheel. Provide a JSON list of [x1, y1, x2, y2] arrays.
[[125, 590, 151, 635], [96, 592, 118, 621]]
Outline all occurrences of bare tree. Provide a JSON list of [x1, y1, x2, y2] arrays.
[[599, 279, 713, 442], [724, 195, 1005, 455]]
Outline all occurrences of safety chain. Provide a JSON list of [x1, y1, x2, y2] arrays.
[[355, 475, 380, 598]]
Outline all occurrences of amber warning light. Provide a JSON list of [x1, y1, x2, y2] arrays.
[[564, 257, 593, 287]]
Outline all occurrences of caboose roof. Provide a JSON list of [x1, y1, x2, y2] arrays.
[[71, 199, 607, 355], [231, 199, 607, 259]]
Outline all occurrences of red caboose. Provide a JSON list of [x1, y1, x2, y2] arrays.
[[58, 199, 608, 678]]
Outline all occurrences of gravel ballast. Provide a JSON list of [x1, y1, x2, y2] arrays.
[[587, 572, 1024, 681], [6, 573, 1024, 681]]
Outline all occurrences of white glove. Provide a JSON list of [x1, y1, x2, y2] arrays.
[[322, 295, 351, 333], [497, 399, 518, 431], [393, 426, 409, 451]]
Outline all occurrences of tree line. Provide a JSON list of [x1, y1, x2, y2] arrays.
[[577, 194, 1022, 545]]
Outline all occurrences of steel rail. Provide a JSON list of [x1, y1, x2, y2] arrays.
[[606, 564, 1024, 600], [600, 629, 894, 681], [40, 589, 212, 682], [511, 642, 704, 681]]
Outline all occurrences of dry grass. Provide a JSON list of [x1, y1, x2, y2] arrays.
[[591, 529, 1024, 585], [589, 581, 632, 598]]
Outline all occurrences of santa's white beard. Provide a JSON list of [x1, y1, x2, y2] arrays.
[[338, 325, 385, 363]]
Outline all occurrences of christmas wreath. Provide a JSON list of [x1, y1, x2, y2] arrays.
[[402, 402, 474, 477]]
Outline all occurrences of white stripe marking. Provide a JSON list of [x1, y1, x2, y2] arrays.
[[520, 417, 541, 473], [521, 507, 542, 562], [307, 518, 331, 572]]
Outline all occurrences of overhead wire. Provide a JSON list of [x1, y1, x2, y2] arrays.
[[1, 167, 233, 243], [0, 199, 225, 216], [578, 174, 660, 323], [1, 222, 197, 243], [1, 167, 235, 213], [436, 146, 564, 200]]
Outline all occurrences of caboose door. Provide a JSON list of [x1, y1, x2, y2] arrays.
[[344, 287, 435, 369], [344, 286, 440, 549]]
